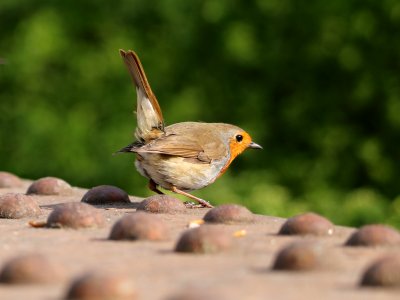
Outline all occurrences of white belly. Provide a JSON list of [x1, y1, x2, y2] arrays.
[[135, 154, 228, 191]]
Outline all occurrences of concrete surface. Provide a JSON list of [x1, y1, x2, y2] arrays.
[[0, 179, 399, 300]]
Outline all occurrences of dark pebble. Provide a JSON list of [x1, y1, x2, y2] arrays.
[[46, 202, 105, 229], [0, 193, 41, 219], [81, 185, 130, 205], [360, 255, 400, 288], [27, 177, 72, 196], [278, 212, 334, 236], [109, 212, 168, 241], [175, 225, 232, 254], [65, 272, 137, 300], [345, 224, 400, 247], [0, 254, 63, 284], [137, 195, 185, 214]]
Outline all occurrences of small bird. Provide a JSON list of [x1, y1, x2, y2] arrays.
[[118, 49, 262, 207]]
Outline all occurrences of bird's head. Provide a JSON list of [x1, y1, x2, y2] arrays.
[[228, 130, 262, 160]]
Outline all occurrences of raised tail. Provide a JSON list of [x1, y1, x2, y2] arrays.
[[119, 49, 164, 141]]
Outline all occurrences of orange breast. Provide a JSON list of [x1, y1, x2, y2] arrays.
[[217, 140, 246, 178]]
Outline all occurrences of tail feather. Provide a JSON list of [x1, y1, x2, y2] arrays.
[[113, 140, 144, 155], [120, 49, 164, 141]]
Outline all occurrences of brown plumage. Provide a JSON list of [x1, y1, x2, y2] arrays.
[[118, 50, 262, 207]]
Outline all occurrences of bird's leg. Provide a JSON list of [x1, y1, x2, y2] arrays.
[[171, 186, 213, 208], [148, 179, 164, 195]]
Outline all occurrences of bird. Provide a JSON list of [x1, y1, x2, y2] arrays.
[[117, 49, 262, 208]]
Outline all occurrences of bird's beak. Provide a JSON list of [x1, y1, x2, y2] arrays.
[[248, 142, 263, 149]]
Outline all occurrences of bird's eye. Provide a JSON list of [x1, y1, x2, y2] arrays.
[[235, 135, 243, 142]]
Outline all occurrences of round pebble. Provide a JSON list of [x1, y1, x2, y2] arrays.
[[272, 242, 325, 271], [0, 172, 23, 188], [345, 224, 400, 247], [137, 195, 185, 213], [175, 226, 232, 254], [26, 177, 72, 195], [81, 185, 130, 205], [46, 202, 105, 229], [66, 272, 137, 300], [0, 193, 41, 219], [278, 212, 334, 236], [360, 255, 400, 288], [0, 254, 63, 284], [109, 212, 168, 241], [203, 204, 254, 224]]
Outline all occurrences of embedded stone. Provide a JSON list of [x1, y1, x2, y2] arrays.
[[81, 185, 130, 205], [137, 194, 185, 213], [175, 226, 232, 254], [0, 254, 63, 284], [278, 212, 334, 236], [0, 193, 41, 219], [203, 204, 254, 224], [272, 242, 325, 271], [46, 202, 105, 229], [0, 172, 23, 188], [26, 177, 72, 196], [360, 255, 400, 288], [109, 212, 168, 241], [345, 224, 400, 247], [65, 272, 137, 300]]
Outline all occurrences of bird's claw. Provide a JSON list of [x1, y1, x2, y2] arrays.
[[184, 201, 213, 209]]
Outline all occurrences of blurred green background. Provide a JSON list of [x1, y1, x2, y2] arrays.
[[1, 0, 400, 228]]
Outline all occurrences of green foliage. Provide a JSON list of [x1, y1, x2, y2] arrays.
[[1, 0, 399, 228]]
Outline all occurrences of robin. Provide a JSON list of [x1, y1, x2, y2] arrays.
[[117, 50, 262, 208]]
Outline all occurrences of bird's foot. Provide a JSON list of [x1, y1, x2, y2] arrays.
[[184, 201, 213, 209], [171, 186, 213, 208]]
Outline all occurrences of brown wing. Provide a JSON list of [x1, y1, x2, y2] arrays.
[[163, 122, 229, 161], [135, 134, 211, 163]]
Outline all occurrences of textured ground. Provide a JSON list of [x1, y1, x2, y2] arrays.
[[0, 179, 399, 300]]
